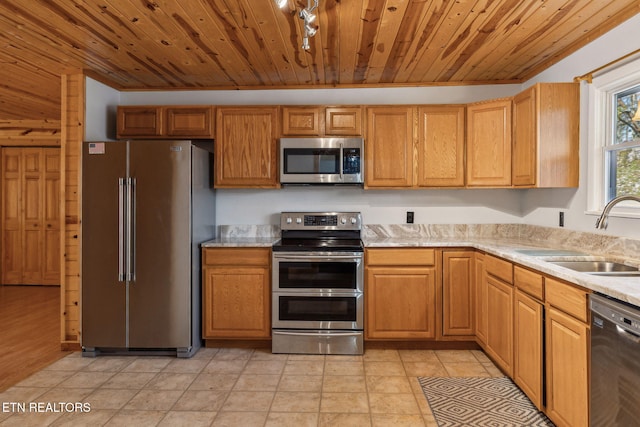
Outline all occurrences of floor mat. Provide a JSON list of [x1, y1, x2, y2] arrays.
[[418, 376, 554, 426]]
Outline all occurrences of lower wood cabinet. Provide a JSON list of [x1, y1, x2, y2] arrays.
[[485, 274, 514, 376], [365, 248, 438, 339], [474, 252, 487, 345], [442, 250, 475, 337], [202, 247, 271, 339], [514, 288, 544, 410]]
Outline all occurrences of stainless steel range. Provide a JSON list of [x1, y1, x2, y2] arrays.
[[271, 212, 364, 355]]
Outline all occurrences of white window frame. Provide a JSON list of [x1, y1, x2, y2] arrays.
[[587, 56, 640, 219]]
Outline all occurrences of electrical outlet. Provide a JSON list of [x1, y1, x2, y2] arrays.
[[406, 211, 414, 224], [559, 211, 564, 227]]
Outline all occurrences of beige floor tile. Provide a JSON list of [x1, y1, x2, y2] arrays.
[[203, 359, 248, 374], [363, 348, 401, 361], [85, 388, 138, 410], [402, 361, 448, 377], [0, 386, 49, 403], [214, 348, 254, 360], [191, 347, 219, 360], [44, 357, 95, 372], [161, 358, 208, 373], [283, 360, 324, 375], [320, 392, 369, 413], [51, 409, 116, 426], [145, 372, 197, 390], [323, 375, 366, 393], [326, 354, 363, 362], [171, 389, 228, 411], [233, 374, 281, 391], [277, 374, 323, 392], [442, 362, 490, 377], [424, 413, 439, 426], [435, 350, 478, 363], [101, 372, 156, 389], [122, 358, 172, 373], [270, 391, 321, 412], [124, 389, 183, 411], [366, 375, 412, 393], [16, 370, 75, 388], [398, 349, 439, 363], [0, 410, 64, 427], [324, 360, 364, 376], [243, 359, 286, 375], [372, 414, 427, 426], [364, 361, 406, 376], [104, 409, 166, 427], [251, 349, 289, 361], [369, 393, 421, 414], [211, 411, 267, 427], [222, 391, 275, 412], [37, 387, 94, 404], [83, 357, 134, 373], [188, 373, 239, 391], [158, 410, 217, 427], [287, 354, 325, 362], [318, 413, 371, 426], [57, 371, 114, 389], [266, 412, 318, 427], [482, 361, 506, 377], [472, 349, 492, 363]]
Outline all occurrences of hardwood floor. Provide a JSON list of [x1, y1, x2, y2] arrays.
[[0, 285, 71, 391]]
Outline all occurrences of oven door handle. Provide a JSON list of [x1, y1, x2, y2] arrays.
[[274, 254, 362, 261], [273, 331, 363, 337]]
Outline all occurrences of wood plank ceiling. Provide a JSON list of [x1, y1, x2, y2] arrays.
[[0, 0, 638, 120]]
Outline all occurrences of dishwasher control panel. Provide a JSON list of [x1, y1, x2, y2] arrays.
[[591, 294, 640, 335]]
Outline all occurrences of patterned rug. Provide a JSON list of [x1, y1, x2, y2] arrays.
[[418, 377, 554, 426]]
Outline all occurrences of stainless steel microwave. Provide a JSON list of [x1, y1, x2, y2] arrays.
[[279, 137, 364, 185]]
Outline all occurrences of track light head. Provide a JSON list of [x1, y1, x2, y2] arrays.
[[299, 8, 316, 24]]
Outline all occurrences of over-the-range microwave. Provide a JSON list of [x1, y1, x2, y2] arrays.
[[279, 137, 364, 185]]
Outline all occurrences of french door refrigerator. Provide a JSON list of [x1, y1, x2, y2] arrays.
[[81, 140, 215, 358]]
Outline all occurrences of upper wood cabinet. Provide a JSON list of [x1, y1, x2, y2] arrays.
[[365, 106, 414, 188], [215, 107, 279, 188], [117, 105, 214, 139], [281, 106, 362, 136], [512, 83, 579, 188], [417, 106, 466, 187], [466, 98, 512, 187]]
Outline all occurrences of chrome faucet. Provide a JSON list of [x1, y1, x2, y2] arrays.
[[595, 195, 640, 229]]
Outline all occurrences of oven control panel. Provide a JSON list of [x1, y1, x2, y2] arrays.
[[281, 212, 362, 230]]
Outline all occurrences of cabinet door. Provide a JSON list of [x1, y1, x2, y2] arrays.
[[1, 149, 23, 284], [21, 149, 44, 284], [215, 107, 279, 188], [366, 267, 436, 339], [485, 274, 513, 376], [117, 106, 163, 138], [514, 289, 544, 410], [512, 86, 537, 186], [325, 107, 362, 135], [466, 99, 512, 186], [546, 307, 589, 427], [165, 106, 214, 137], [475, 253, 487, 346], [42, 149, 61, 285], [442, 250, 475, 336], [417, 106, 465, 187], [282, 106, 322, 136], [365, 106, 414, 188], [203, 266, 271, 338]]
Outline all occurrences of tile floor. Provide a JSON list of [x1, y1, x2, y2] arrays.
[[0, 347, 504, 426]]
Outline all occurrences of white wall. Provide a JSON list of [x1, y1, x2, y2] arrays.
[[85, 78, 120, 141], [86, 13, 640, 237]]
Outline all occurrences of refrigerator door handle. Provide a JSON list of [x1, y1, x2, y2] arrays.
[[118, 178, 126, 282], [126, 177, 136, 281]]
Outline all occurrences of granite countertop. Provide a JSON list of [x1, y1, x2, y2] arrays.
[[201, 237, 279, 247]]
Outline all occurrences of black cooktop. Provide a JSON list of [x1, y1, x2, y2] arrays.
[[272, 238, 364, 252]]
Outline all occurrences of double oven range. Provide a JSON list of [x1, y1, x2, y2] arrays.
[[271, 212, 364, 355]]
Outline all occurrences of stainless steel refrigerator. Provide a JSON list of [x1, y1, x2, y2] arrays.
[[81, 140, 215, 358]]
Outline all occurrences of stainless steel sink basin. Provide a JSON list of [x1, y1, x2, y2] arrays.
[[548, 260, 640, 276]]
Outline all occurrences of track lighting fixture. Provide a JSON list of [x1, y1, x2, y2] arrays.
[[275, 0, 319, 51]]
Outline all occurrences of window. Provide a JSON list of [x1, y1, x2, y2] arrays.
[[587, 56, 640, 217], [605, 85, 640, 200]]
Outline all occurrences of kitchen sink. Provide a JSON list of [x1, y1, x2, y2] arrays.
[[515, 249, 587, 257], [548, 260, 640, 276]]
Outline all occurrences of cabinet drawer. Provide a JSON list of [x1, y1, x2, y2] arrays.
[[545, 277, 589, 323], [485, 255, 513, 283], [366, 248, 435, 266], [514, 266, 544, 301], [203, 247, 270, 267]]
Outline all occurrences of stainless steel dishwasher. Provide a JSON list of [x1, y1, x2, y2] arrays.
[[590, 293, 640, 426]]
